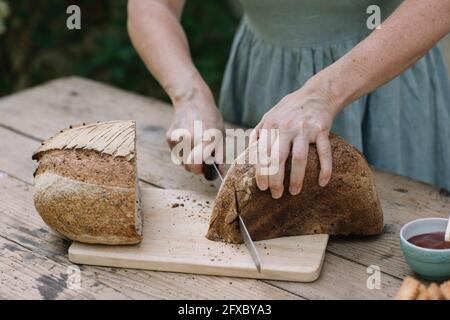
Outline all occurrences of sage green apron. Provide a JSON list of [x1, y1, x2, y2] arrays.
[[219, 0, 450, 190]]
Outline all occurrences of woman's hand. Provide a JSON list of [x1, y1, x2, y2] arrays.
[[249, 0, 450, 199], [166, 84, 225, 176], [128, 0, 225, 177], [251, 82, 340, 199]]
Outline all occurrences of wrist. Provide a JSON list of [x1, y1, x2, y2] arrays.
[[166, 72, 213, 108], [303, 65, 355, 114]]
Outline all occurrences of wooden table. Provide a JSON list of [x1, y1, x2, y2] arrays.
[[0, 77, 449, 300]]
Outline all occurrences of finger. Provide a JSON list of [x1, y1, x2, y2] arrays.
[[185, 163, 203, 175], [268, 135, 290, 199], [289, 136, 309, 195], [186, 143, 204, 175], [203, 140, 216, 164], [248, 123, 262, 166], [202, 139, 220, 180], [316, 131, 332, 187], [166, 135, 176, 150], [249, 121, 263, 147], [167, 127, 192, 164], [255, 127, 271, 191], [165, 126, 176, 149], [185, 162, 203, 174], [215, 140, 226, 176], [218, 164, 225, 176]]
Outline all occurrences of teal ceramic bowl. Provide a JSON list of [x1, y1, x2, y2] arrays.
[[400, 218, 450, 281]]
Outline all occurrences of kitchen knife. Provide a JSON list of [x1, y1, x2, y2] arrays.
[[203, 163, 219, 181], [211, 163, 262, 273]]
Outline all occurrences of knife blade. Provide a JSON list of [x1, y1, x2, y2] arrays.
[[211, 163, 262, 273]]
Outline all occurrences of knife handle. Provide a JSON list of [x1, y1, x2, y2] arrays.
[[203, 163, 219, 181]]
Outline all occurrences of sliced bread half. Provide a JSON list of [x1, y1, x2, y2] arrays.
[[207, 133, 384, 243], [32, 120, 142, 245]]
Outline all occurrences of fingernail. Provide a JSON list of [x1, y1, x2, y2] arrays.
[[257, 181, 268, 191], [271, 189, 283, 199], [289, 187, 300, 195], [319, 177, 328, 187]]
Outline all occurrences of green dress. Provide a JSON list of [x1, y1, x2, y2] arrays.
[[219, 0, 450, 190]]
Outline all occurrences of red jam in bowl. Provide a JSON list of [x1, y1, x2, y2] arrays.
[[408, 232, 450, 250]]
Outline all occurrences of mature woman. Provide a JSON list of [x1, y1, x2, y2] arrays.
[[128, 0, 450, 198]]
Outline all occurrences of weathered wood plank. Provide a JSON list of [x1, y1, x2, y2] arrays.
[[0, 133, 400, 299], [3, 77, 448, 298], [1, 78, 447, 281], [327, 171, 450, 280], [0, 173, 302, 300], [0, 127, 39, 184], [0, 236, 130, 300], [268, 253, 400, 300]]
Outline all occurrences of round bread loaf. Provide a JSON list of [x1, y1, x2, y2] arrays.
[[32, 120, 142, 245], [207, 133, 384, 243]]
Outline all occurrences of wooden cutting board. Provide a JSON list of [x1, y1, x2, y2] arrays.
[[69, 188, 328, 282]]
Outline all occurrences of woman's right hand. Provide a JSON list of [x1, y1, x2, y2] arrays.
[[129, 0, 224, 176], [166, 84, 225, 176]]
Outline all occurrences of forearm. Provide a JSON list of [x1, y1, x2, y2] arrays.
[[310, 0, 450, 112], [127, 0, 209, 104]]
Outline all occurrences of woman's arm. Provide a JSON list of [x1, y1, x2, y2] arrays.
[[128, 0, 224, 175], [315, 0, 450, 110], [128, 0, 197, 101], [254, 0, 450, 198]]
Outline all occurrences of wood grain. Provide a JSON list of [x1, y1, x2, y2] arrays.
[[268, 253, 400, 300], [5, 77, 449, 298], [0, 127, 40, 183], [0, 169, 399, 299], [0, 173, 301, 299], [0, 78, 447, 282], [0, 237, 129, 300], [69, 188, 328, 282]]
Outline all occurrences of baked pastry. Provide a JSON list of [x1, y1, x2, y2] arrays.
[[396, 276, 449, 300]]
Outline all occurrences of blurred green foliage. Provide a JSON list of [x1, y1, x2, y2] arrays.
[[0, 0, 239, 101]]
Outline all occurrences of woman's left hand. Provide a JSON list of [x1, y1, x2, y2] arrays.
[[251, 82, 340, 199]]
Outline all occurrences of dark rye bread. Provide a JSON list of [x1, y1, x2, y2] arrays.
[[207, 134, 383, 244], [32, 121, 142, 245]]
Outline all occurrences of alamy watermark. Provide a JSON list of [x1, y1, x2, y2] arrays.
[[66, 5, 81, 30], [170, 121, 281, 175], [367, 5, 382, 30], [66, 265, 81, 290], [366, 265, 381, 290]]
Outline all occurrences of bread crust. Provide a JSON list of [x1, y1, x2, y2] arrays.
[[207, 134, 384, 243], [33, 121, 142, 245], [34, 173, 141, 244], [33, 120, 136, 160]]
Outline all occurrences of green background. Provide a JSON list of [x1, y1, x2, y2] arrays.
[[0, 0, 239, 101]]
